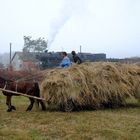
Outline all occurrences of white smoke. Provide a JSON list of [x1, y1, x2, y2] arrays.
[[48, 0, 88, 49]]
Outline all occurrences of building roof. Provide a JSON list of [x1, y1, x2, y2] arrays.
[[11, 51, 40, 62]]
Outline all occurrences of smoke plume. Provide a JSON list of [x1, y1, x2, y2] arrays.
[[48, 0, 88, 49]]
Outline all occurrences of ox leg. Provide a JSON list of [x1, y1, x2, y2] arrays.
[[26, 98, 35, 111], [6, 96, 16, 112], [39, 101, 46, 111], [6, 96, 12, 112]]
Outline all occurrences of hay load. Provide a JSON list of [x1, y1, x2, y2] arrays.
[[40, 62, 140, 111]]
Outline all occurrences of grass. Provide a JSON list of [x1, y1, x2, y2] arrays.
[[0, 93, 140, 140]]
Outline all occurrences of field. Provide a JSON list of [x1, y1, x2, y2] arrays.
[[0, 93, 140, 140]]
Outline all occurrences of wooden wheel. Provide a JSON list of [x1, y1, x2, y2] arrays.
[[64, 100, 74, 112]]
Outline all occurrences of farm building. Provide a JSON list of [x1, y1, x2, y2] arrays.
[[8, 51, 140, 70], [11, 52, 40, 71], [36, 52, 106, 68]]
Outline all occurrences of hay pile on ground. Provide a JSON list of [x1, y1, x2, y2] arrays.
[[40, 62, 140, 111]]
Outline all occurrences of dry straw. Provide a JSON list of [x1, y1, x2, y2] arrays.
[[40, 62, 140, 110]]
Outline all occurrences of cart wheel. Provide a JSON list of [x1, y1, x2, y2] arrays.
[[64, 100, 74, 112]]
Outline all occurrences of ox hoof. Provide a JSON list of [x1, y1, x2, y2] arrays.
[[11, 106, 16, 110], [7, 108, 12, 112], [26, 108, 32, 112]]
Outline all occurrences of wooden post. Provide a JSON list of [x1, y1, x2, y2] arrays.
[[9, 43, 12, 71], [10, 43, 12, 64], [80, 45, 82, 54]]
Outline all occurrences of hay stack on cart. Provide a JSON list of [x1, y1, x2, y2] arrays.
[[40, 62, 140, 111]]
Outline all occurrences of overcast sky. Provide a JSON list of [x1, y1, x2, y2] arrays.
[[0, 0, 140, 58]]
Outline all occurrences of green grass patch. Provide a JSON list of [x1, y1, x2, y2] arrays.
[[0, 94, 140, 140]]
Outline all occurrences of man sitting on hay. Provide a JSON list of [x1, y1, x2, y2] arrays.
[[60, 52, 71, 68]]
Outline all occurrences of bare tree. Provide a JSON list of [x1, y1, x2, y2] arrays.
[[23, 36, 48, 53]]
